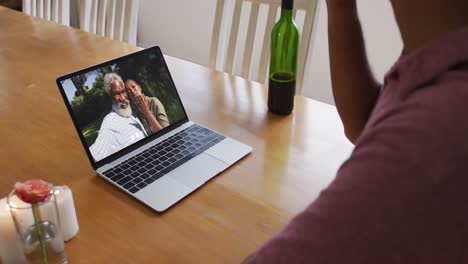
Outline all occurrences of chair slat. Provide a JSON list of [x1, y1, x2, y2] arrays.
[[89, 0, 98, 33], [31, 0, 37, 16], [97, 0, 108, 37], [22, 0, 31, 15], [296, 0, 317, 94], [79, 0, 91, 31], [58, 0, 69, 25], [241, 2, 260, 79], [37, 0, 44, 18], [209, 0, 225, 69], [113, 0, 125, 41], [123, 0, 139, 45], [44, 0, 51, 20], [258, 4, 277, 83], [51, 0, 58, 23], [105, 0, 117, 39], [225, 0, 242, 74]]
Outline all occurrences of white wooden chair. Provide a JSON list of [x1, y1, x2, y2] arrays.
[[209, 0, 317, 94], [22, 0, 70, 26], [79, 0, 139, 45]]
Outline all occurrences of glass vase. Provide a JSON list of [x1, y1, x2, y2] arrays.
[[7, 187, 68, 264]]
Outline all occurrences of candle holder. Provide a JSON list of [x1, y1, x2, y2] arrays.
[[7, 186, 68, 264]]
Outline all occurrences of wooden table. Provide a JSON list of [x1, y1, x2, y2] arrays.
[[0, 7, 353, 263]]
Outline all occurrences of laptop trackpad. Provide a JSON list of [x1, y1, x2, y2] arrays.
[[167, 153, 228, 189]]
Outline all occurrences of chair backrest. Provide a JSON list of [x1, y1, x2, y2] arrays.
[[22, 0, 70, 26], [79, 0, 139, 45], [209, 0, 317, 94]]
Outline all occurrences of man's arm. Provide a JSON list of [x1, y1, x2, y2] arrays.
[[245, 85, 465, 263], [327, 1, 380, 143]]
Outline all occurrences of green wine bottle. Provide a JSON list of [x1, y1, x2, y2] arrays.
[[268, 0, 299, 115]]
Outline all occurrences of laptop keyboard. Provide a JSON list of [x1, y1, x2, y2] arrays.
[[102, 124, 226, 194]]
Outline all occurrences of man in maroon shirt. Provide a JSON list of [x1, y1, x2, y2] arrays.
[[245, 0, 468, 263]]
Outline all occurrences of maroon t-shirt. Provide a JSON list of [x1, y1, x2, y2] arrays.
[[251, 27, 468, 263]]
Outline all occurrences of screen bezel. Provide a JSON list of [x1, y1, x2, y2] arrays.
[[56, 46, 189, 170]]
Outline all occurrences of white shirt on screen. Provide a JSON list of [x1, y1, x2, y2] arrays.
[[89, 108, 147, 161]]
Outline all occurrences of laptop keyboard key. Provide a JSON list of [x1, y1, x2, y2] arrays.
[[129, 187, 140, 194], [133, 177, 143, 184], [145, 177, 156, 184], [128, 164, 139, 171], [140, 173, 150, 179], [149, 149, 157, 154], [145, 163, 155, 170], [123, 182, 134, 190], [172, 149, 181, 154], [110, 174, 123, 182], [137, 182, 147, 189], [188, 146, 196, 152], [205, 134, 217, 142], [118, 177, 132, 185]]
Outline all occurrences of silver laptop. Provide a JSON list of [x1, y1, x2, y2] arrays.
[[56, 47, 252, 212]]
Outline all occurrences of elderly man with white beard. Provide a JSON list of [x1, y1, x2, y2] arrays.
[[89, 73, 147, 161]]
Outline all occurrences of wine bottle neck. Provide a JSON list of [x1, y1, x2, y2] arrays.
[[280, 9, 293, 19]]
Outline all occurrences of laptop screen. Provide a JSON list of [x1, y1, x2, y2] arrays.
[[58, 47, 187, 163]]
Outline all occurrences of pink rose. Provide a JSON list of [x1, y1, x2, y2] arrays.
[[14, 179, 53, 204]]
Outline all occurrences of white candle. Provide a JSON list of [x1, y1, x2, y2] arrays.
[[0, 198, 27, 264], [55, 186, 79, 241]]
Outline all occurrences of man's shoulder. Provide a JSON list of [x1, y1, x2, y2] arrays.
[[404, 68, 468, 112], [100, 111, 119, 128]]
